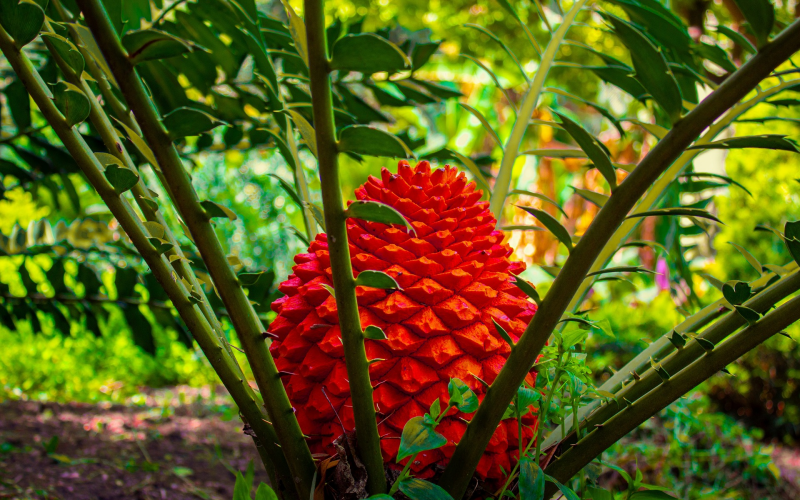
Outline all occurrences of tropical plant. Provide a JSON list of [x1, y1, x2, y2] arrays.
[[1, 0, 800, 499]]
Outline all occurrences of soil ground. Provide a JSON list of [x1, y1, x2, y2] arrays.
[[0, 389, 269, 500]]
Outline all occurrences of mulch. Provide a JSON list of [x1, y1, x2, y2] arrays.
[[0, 394, 269, 500]]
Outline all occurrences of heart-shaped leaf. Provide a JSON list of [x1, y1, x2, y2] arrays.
[[338, 126, 414, 158], [122, 29, 196, 64], [397, 416, 446, 461], [0, 0, 45, 48], [722, 280, 751, 305], [355, 270, 400, 290], [344, 200, 415, 235], [41, 33, 85, 76], [330, 33, 410, 74], [97, 153, 139, 194], [201, 200, 237, 220], [517, 206, 573, 252], [162, 107, 224, 139], [53, 81, 91, 127]]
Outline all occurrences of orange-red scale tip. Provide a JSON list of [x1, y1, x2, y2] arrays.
[[268, 161, 539, 482]]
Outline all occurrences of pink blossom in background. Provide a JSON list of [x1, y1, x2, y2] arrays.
[[656, 258, 670, 291]]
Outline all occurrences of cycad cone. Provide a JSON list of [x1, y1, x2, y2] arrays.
[[269, 161, 538, 481]]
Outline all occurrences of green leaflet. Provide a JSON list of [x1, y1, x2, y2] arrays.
[[517, 205, 573, 252], [355, 270, 401, 290], [330, 33, 410, 74], [122, 29, 196, 64], [344, 200, 416, 234], [337, 126, 414, 158], [603, 13, 683, 123], [553, 111, 617, 190], [688, 135, 800, 153]]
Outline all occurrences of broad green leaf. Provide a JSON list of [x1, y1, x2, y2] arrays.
[[41, 33, 85, 76], [553, 111, 617, 190], [519, 458, 545, 500], [122, 29, 195, 64], [338, 126, 413, 158], [511, 190, 567, 217], [162, 107, 224, 139], [722, 280, 751, 305], [604, 13, 683, 123], [356, 270, 400, 289], [628, 491, 678, 500], [447, 378, 478, 413], [330, 33, 410, 74], [398, 478, 454, 500], [98, 153, 139, 194], [517, 206, 573, 252], [626, 208, 722, 224], [573, 188, 609, 207], [53, 82, 91, 127], [364, 325, 387, 340], [459, 103, 502, 148], [345, 200, 415, 234], [255, 483, 278, 500], [733, 0, 774, 47], [492, 318, 515, 347], [586, 266, 656, 277], [201, 200, 238, 221], [514, 277, 541, 305], [688, 135, 800, 153], [521, 149, 587, 159], [0, 0, 44, 47], [397, 416, 446, 461]]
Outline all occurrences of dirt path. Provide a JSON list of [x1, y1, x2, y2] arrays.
[[0, 392, 269, 500]]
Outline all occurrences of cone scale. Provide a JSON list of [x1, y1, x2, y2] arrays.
[[269, 161, 538, 481]]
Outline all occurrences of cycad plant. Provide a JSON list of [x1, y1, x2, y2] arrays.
[[1, 0, 800, 499]]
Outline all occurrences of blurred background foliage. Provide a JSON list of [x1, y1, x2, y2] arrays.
[[1, 0, 800, 497]]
